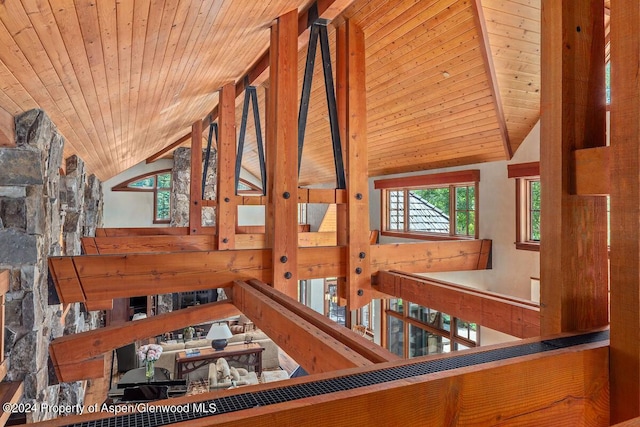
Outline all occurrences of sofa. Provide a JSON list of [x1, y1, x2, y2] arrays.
[[155, 330, 280, 379]]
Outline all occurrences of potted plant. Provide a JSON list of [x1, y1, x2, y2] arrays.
[[183, 326, 195, 341]]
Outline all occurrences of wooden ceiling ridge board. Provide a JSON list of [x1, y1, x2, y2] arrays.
[[376, 271, 540, 339], [246, 278, 400, 363], [50, 301, 241, 382], [233, 280, 372, 374], [471, 0, 511, 159]]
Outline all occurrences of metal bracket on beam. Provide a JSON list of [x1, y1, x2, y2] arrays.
[[298, 20, 346, 189], [235, 85, 266, 196], [202, 122, 218, 200]]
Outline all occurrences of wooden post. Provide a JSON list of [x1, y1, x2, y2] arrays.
[[539, 0, 608, 334], [188, 119, 203, 234], [610, 1, 640, 422], [337, 20, 372, 310], [216, 82, 237, 249], [266, 9, 299, 297]]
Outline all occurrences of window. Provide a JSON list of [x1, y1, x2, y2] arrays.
[[112, 169, 172, 223], [508, 162, 540, 251], [375, 170, 480, 240], [385, 299, 477, 358], [324, 279, 346, 326], [237, 178, 263, 195]]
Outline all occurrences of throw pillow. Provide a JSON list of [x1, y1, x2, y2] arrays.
[[216, 357, 230, 380], [229, 366, 240, 382]]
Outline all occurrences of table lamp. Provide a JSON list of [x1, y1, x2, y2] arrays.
[[207, 323, 233, 351]]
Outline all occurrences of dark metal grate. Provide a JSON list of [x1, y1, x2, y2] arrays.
[[65, 330, 608, 427]]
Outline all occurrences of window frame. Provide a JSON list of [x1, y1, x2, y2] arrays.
[[508, 162, 540, 251], [237, 177, 263, 195], [112, 169, 172, 224], [384, 298, 478, 358], [375, 170, 480, 241]]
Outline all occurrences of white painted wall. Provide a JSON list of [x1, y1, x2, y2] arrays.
[[368, 122, 542, 346], [104, 159, 268, 228], [103, 159, 173, 227]]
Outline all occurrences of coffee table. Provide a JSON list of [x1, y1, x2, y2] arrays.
[[176, 342, 264, 379]]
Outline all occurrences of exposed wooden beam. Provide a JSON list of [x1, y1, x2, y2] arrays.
[[246, 279, 400, 363], [471, 0, 512, 159], [0, 270, 7, 382], [574, 146, 610, 195], [217, 83, 237, 250], [0, 381, 24, 426], [610, 0, 640, 422], [95, 227, 216, 237], [81, 232, 338, 254], [41, 337, 609, 426], [335, 23, 349, 305], [298, 188, 347, 204], [145, 132, 191, 164], [0, 360, 7, 383], [0, 269, 8, 294], [341, 19, 371, 311], [267, 9, 299, 297], [49, 240, 492, 305], [540, 0, 608, 334], [50, 301, 240, 382], [189, 119, 204, 234], [0, 107, 15, 147], [376, 271, 540, 339], [370, 239, 492, 274], [232, 280, 371, 374], [48, 249, 272, 301], [81, 235, 217, 254], [506, 162, 540, 179]]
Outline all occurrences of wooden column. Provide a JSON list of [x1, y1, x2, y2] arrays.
[[216, 82, 237, 249], [610, 2, 640, 422], [539, 0, 608, 334], [188, 119, 203, 234], [266, 9, 299, 297], [336, 20, 371, 310]]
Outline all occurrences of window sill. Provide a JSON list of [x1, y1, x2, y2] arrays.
[[381, 231, 476, 241], [515, 242, 540, 252]]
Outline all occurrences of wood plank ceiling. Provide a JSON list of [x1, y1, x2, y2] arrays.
[[0, 0, 547, 185]]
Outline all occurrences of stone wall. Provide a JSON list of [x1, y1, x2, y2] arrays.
[[165, 147, 218, 311], [170, 147, 217, 227], [0, 109, 103, 422]]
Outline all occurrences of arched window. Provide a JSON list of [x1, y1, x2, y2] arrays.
[[112, 169, 172, 223]]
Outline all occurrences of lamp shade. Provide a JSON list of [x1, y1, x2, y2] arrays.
[[206, 323, 233, 350], [131, 313, 147, 321]]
